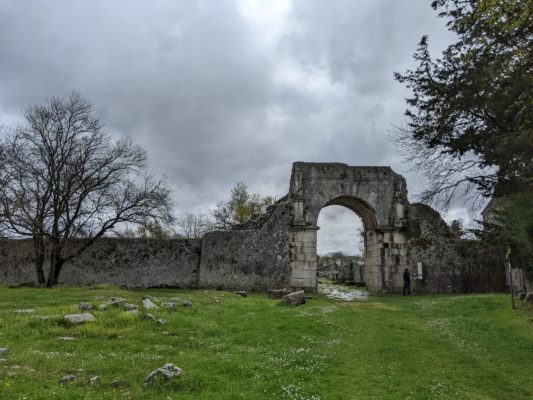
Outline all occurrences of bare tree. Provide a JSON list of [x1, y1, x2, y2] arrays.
[[177, 213, 213, 238], [0, 92, 173, 286], [392, 126, 493, 210]]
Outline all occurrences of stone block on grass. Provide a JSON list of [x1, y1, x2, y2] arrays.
[[169, 297, 193, 308], [142, 298, 160, 310], [162, 302, 177, 311], [59, 374, 76, 385], [282, 291, 306, 306], [78, 302, 93, 312], [145, 363, 182, 383], [64, 313, 96, 325]]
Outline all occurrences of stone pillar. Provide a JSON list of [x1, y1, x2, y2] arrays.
[[289, 227, 318, 292], [363, 229, 408, 292], [292, 199, 305, 226], [368, 229, 409, 292], [363, 230, 382, 291]]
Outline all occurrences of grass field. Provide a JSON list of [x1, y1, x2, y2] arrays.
[[0, 285, 531, 400]]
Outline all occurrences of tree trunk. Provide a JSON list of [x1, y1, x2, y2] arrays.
[[46, 259, 64, 287], [32, 236, 46, 285], [46, 243, 63, 287]]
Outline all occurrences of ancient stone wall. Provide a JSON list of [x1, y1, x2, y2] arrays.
[[406, 203, 506, 293], [198, 201, 290, 291], [510, 268, 533, 292], [0, 201, 291, 290], [0, 238, 202, 288], [0, 162, 509, 294]]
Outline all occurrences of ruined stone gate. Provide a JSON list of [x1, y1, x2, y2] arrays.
[[287, 162, 408, 292], [0, 162, 507, 293]]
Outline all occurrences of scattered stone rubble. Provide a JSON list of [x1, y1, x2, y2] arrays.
[[59, 374, 76, 385], [92, 295, 194, 315], [142, 313, 156, 321], [78, 302, 93, 312], [98, 297, 127, 310], [144, 363, 182, 383], [15, 309, 35, 313], [162, 302, 177, 311], [168, 298, 193, 308], [110, 379, 126, 387], [55, 294, 196, 329]]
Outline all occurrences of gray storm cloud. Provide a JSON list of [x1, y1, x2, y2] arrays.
[[0, 0, 464, 250]]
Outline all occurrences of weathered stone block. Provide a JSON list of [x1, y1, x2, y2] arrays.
[[142, 298, 159, 309], [393, 232, 406, 244], [282, 291, 306, 306], [290, 269, 314, 280], [64, 313, 96, 324], [145, 363, 182, 383], [289, 277, 313, 288]]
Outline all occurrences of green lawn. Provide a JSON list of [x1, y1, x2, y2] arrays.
[[0, 285, 531, 400]]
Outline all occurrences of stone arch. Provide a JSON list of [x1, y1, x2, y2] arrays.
[[287, 162, 409, 292], [316, 195, 377, 230]]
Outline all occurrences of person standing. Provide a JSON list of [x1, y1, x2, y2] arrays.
[[403, 268, 411, 296]]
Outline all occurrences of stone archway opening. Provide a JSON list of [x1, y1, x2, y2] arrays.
[[314, 196, 381, 288], [316, 205, 365, 285], [317, 205, 364, 256]]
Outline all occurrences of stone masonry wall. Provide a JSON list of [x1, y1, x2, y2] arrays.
[[0, 238, 202, 288], [0, 201, 291, 291], [199, 201, 290, 291], [407, 203, 506, 293], [0, 198, 508, 294]]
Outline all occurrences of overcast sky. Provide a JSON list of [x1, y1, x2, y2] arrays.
[[0, 0, 466, 254]]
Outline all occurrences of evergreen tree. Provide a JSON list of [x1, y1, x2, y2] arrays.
[[395, 0, 532, 275], [394, 0, 532, 207]]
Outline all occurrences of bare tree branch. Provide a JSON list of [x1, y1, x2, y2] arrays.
[[0, 92, 174, 286]]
